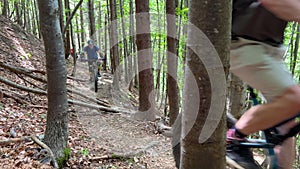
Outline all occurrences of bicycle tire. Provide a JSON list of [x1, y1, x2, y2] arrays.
[[94, 71, 98, 93]]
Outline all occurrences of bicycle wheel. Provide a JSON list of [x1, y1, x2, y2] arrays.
[[94, 70, 98, 92]]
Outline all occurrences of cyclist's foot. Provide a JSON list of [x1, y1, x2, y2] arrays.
[[226, 129, 262, 169]]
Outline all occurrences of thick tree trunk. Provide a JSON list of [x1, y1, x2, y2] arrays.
[[135, 0, 156, 121], [37, 0, 68, 160], [180, 0, 230, 168]]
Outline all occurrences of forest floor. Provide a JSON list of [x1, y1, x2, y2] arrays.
[[0, 16, 176, 169]]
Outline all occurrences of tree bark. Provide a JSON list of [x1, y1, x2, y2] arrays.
[[229, 73, 247, 118], [80, 7, 85, 48], [38, 0, 69, 160], [135, 0, 156, 121], [180, 0, 230, 168], [166, 0, 179, 126], [88, 0, 96, 39], [109, 0, 120, 74], [2, 0, 8, 17], [119, 0, 129, 83]]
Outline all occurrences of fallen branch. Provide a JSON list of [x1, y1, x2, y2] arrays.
[[30, 135, 59, 168], [0, 62, 47, 82], [28, 105, 48, 109], [0, 76, 129, 113], [2, 91, 30, 105], [0, 76, 46, 95], [67, 75, 87, 82], [68, 99, 131, 114], [0, 136, 31, 146], [67, 88, 110, 107], [91, 141, 159, 161]]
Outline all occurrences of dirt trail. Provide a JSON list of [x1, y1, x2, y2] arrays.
[[71, 61, 176, 169]]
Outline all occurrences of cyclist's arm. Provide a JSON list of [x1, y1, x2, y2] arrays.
[[260, 0, 300, 23]]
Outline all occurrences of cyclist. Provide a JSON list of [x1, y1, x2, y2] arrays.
[[83, 39, 102, 81], [227, 0, 300, 168]]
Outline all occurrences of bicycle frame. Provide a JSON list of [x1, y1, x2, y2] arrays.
[[228, 113, 300, 169]]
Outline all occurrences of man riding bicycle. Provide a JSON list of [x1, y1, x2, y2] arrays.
[[227, 0, 300, 168], [83, 39, 102, 81]]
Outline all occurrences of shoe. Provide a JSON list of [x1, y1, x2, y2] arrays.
[[226, 129, 262, 169]]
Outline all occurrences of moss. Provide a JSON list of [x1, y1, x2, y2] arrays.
[[56, 147, 71, 169]]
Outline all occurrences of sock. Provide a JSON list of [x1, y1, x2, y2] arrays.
[[234, 126, 247, 138]]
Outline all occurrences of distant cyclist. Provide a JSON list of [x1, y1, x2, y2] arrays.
[[83, 39, 102, 81]]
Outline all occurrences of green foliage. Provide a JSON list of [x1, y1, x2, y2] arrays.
[[80, 148, 89, 157], [56, 147, 71, 169]]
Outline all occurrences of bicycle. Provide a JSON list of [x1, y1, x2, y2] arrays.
[[226, 106, 300, 169], [89, 59, 102, 93]]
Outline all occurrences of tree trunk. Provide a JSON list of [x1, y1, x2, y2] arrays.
[[80, 7, 85, 47], [119, 0, 129, 83], [76, 14, 81, 50], [88, 0, 96, 39], [103, 13, 108, 70], [2, 0, 8, 17], [37, 0, 68, 160], [135, 0, 156, 121], [180, 0, 230, 168], [58, 0, 64, 31], [155, 0, 161, 101], [64, 0, 71, 60], [291, 24, 299, 75], [166, 0, 179, 126], [229, 73, 247, 118], [128, 0, 134, 91], [14, 1, 21, 25], [33, 0, 41, 38], [109, 0, 120, 74]]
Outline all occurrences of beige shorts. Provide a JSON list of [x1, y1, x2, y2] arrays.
[[230, 38, 296, 101]]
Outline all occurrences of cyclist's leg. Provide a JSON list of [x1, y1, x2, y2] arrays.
[[88, 60, 94, 81], [230, 38, 300, 133], [230, 38, 300, 168], [274, 137, 295, 169], [96, 61, 101, 76]]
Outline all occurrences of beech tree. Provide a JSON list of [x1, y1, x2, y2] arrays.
[[38, 0, 69, 163]]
